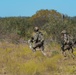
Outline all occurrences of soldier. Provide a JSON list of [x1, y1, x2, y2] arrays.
[[61, 30, 75, 58], [29, 27, 44, 52]]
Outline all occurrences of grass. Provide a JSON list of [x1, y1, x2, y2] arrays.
[[0, 42, 76, 75]]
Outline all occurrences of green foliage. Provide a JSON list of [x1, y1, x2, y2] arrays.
[[0, 9, 76, 43]]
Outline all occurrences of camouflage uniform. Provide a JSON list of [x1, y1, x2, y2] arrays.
[[61, 30, 70, 49], [61, 30, 69, 44], [30, 27, 44, 51]]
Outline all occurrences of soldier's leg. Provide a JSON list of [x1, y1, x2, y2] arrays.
[[32, 43, 37, 52], [33, 42, 44, 52], [61, 43, 64, 51], [39, 42, 44, 51], [31, 47, 36, 52], [41, 45, 44, 51], [32, 42, 41, 51], [61, 44, 67, 57], [70, 47, 75, 59]]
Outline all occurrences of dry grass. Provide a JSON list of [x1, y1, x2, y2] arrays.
[[0, 42, 76, 75]]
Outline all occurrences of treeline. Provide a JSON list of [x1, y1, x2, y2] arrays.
[[0, 9, 76, 43], [0, 17, 32, 43]]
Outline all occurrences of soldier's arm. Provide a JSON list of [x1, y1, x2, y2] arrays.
[[41, 34, 44, 42], [39, 32, 44, 42], [30, 37, 34, 43]]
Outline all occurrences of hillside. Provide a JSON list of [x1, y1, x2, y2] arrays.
[[0, 42, 76, 75], [0, 9, 76, 43]]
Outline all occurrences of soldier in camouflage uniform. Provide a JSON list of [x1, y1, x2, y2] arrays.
[[61, 30, 75, 58], [29, 27, 44, 52]]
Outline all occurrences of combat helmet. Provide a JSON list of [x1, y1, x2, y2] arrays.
[[34, 26, 39, 32]]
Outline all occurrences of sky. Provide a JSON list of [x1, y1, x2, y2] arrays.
[[0, 0, 76, 17]]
